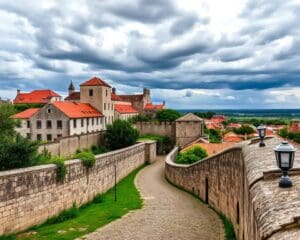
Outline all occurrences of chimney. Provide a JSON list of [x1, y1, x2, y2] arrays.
[[143, 88, 150, 96], [163, 100, 165, 106], [112, 87, 116, 94], [17, 89, 20, 95]]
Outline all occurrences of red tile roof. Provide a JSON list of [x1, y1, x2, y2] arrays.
[[111, 93, 122, 101], [223, 132, 243, 143], [80, 76, 111, 88], [13, 90, 61, 104], [14, 108, 40, 119], [52, 102, 103, 118], [114, 104, 138, 114], [183, 142, 235, 156], [228, 123, 241, 129], [119, 94, 144, 102], [144, 103, 164, 110], [65, 92, 80, 101]]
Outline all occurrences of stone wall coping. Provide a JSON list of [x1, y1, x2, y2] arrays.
[[0, 142, 149, 178]]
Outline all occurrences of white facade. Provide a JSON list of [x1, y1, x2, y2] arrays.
[[69, 117, 103, 135], [15, 119, 31, 138], [114, 112, 139, 121]]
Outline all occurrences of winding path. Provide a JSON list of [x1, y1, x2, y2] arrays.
[[81, 156, 224, 240]]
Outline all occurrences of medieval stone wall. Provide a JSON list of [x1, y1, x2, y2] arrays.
[[165, 138, 300, 240], [38, 131, 104, 157], [134, 121, 176, 141], [0, 141, 156, 235]]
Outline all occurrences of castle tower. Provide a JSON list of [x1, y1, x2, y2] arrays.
[[68, 81, 75, 95], [80, 76, 114, 126]]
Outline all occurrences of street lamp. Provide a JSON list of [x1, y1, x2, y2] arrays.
[[274, 141, 296, 188], [257, 124, 267, 147]]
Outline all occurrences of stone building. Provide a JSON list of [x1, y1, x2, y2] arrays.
[[175, 113, 204, 147], [13, 89, 61, 104], [14, 102, 103, 141], [0, 97, 10, 105]]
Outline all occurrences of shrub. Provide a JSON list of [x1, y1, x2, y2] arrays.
[[46, 203, 79, 225], [52, 157, 67, 182], [138, 134, 173, 154], [0, 134, 39, 170], [128, 115, 152, 123], [104, 120, 139, 150], [37, 148, 52, 165], [175, 146, 208, 164], [234, 125, 255, 135], [92, 194, 103, 204], [76, 151, 96, 168], [156, 109, 181, 122], [91, 145, 108, 155]]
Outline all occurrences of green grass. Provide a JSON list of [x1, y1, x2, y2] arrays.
[[8, 166, 144, 240]]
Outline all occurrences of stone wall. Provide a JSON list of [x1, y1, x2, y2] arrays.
[[134, 121, 176, 141], [0, 141, 156, 235], [165, 138, 300, 240], [38, 131, 104, 157]]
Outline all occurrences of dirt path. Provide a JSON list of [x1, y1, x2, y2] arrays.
[[81, 156, 224, 240]]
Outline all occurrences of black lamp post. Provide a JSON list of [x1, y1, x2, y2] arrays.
[[257, 124, 266, 147], [274, 141, 296, 188]]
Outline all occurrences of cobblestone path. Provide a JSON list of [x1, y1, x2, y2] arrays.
[[81, 156, 224, 240]]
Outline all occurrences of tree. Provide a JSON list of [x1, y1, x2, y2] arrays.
[[104, 120, 139, 150], [156, 109, 181, 122], [234, 125, 255, 135], [0, 104, 18, 138], [0, 104, 39, 170], [0, 134, 39, 170]]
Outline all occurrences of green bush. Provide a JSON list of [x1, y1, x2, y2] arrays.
[[104, 120, 139, 150], [0, 134, 39, 171], [128, 115, 152, 123], [234, 125, 255, 135], [37, 148, 52, 165], [13, 103, 44, 113], [0, 236, 16, 240], [91, 145, 108, 155], [46, 203, 79, 225], [138, 134, 173, 154], [156, 109, 181, 122], [52, 157, 67, 182], [92, 194, 103, 204], [76, 151, 96, 168], [205, 128, 222, 143], [175, 146, 208, 164]]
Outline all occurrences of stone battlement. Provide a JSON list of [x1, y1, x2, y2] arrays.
[[165, 138, 300, 240]]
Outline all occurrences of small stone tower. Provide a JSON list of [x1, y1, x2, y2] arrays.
[[68, 81, 75, 95]]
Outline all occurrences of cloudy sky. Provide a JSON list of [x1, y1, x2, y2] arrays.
[[0, 0, 300, 109]]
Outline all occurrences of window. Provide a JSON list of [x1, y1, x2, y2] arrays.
[[57, 134, 62, 139], [37, 134, 42, 141], [87, 118, 89, 126], [27, 120, 30, 128], [26, 133, 31, 139], [81, 119, 84, 127], [36, 120, 42, 129], [89, 89, 93, 96], [104, 103, 106, 110], [92, 118, 94, 125], [100, 118, 102, 124], [46, 120, 52, 129], [57, 120, 62, 129], [73, 119, 77, 128], [106, 89, 108, 97], [47, 108, 51, 114], [47, 134, 52, 141], [96, 117, 99, 125]]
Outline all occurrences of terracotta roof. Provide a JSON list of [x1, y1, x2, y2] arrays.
[[52, 102, 103, 118], [144, 103, 164, 110], [228, 123, 241, 129], [111, 93, 122, 101], [205, 119, 222, 129], [80, 76, 111, 88], [13, 90, 61, 104], [114, 104, 138, 114], [119, 94, 144, 102], [14, 108, 40, 119], [183, 142, 235, 156], [65, 92, 80, 101], [223, 132, 243, 143], [176, 113, 203, 122]]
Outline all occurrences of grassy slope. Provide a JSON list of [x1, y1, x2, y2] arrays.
[[15, 166, 144, 240]]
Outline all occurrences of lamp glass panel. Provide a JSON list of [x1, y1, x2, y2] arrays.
[[280, 152, 290, 168]]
